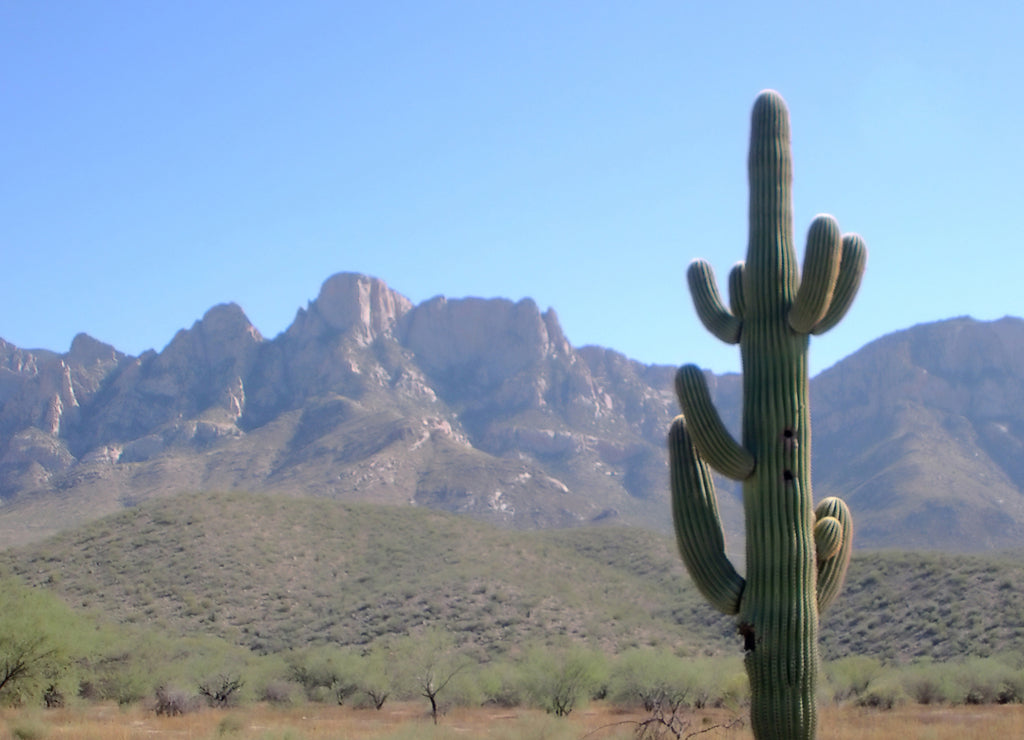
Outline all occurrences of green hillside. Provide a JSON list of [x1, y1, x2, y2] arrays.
[[3, 490, 1024, 664]]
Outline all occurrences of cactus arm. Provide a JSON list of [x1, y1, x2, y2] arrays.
[[814, 497, 853, 613], [728, 262, 746, 320], [674, 364, 755, 480], [687, 260, 742, 344], [813, 516, 843, 561], [789, 216, 842, 334], [811, 234, 867, 335], [669, 416, 745, 615]]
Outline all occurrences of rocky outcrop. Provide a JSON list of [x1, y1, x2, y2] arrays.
[[401, 296, 568, 389], [288, 273, 413, 345]]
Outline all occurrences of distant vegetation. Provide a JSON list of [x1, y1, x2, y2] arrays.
[[3, 490, 1024, 719]]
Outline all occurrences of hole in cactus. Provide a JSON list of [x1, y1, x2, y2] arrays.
[[739, 622, 756, 652], [783, 470, 794, 482]]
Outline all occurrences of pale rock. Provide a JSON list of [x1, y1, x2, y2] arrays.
[[0, 427, 75, 474], [120, 434, 166, 463], [224, 376, 246, 420], [292, 273, 413, 345], [81, 445, 123, 464], [401, 296, 564, 386]]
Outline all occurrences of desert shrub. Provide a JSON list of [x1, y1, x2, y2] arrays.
[[520, 643, 608, 717], [856, 675, 908, 710], [609, 648, 698, 711], [824, 655, 884, 704], [953, 657, 1024, 705], [154, 685, 201, 716], [477, 660, 527, 708], [901, 662, 954, 705], [286, 646, 361, 704], [41, 685, 64, 708], [198, 674, 245, 708], [610, 653, 748, 711], [260, 679, 299, 705]]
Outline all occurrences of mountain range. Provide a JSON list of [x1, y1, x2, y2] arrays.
[[1, 272, 1022, 552]]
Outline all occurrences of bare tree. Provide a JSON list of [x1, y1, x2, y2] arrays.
[[198, 673, 244, 708]]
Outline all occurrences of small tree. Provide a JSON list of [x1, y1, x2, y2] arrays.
[[0, 578, 84, 706], [390, 629, 474, 724], [360, 642, 393, 710], [522, 643, 608, 717], [198, 673, 245, 708], [610, 649, 695, 712], [287, 646, 360, 704]]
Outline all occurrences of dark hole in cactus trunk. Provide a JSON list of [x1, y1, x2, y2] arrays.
[[739, 622, 756, 652], [782, 427, 798, 450], [783, 470, 794, 482]]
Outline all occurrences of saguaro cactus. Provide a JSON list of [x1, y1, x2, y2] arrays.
[[670, 90, 865, 739]]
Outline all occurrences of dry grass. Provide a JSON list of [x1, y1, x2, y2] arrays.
[[2, 702, 1024, 740], [817, 704, 1024, 740]]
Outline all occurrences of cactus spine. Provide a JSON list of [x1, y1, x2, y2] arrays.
[[670, 90, 865, 739]]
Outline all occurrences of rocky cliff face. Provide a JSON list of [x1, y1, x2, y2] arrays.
[[811, 316, 1024, 549], [1, 275, 1022, 552]]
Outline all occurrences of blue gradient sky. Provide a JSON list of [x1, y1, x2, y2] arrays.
[[3, 2, 1022, 376]]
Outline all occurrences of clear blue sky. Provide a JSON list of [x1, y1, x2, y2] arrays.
[[3, 2, 1022, 376]]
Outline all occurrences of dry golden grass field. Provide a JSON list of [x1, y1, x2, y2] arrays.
[[3, 702, 1024, 740]]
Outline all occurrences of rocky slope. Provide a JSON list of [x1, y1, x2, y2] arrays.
[[0, 273, 1022, 552]]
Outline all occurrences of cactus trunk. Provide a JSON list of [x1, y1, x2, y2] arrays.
[[671, 91, 865, 740]]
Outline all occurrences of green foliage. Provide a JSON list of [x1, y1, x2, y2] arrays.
[[609, 649, 697, 711], [821, 550, 1024, 662], [854, 675, 908, 710], [476, 660, 528, 708], [387, 628, 479, 722], [286, 646, 362, 703], [609, 649, 747, 712], [823, 656, 884, 705], [820, 656, 1024, 710], [954, 657, 1024, 705], [520, 642, 608, 717], [0, 578, 90, 706]]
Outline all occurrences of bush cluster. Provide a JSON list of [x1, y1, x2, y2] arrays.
[[824, 655, 1024, 709]]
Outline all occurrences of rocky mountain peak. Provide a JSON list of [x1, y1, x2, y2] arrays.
[[159, 303, 262, 376], [290, 273, 413, 345], [67, 333, 123, 366]]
